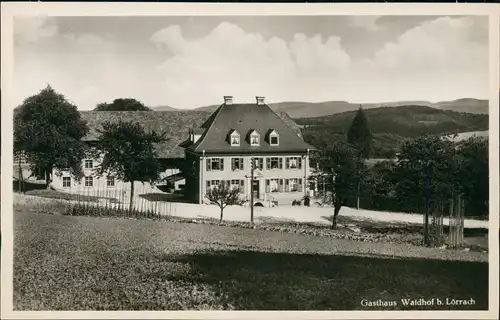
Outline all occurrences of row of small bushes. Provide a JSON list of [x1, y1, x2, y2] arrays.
[[64, 203, 167, 220]]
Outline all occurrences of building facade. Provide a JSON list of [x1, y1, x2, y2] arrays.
[[50, 155, 184, 196], [181, 96, 316, 206]]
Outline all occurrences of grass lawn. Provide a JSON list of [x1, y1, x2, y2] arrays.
[[14, 210, 488, 311]]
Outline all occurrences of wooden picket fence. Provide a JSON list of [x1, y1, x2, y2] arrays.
[[61, 183, 177, 218], [425, 195, 465, 248], [448, 195, 465, 249]]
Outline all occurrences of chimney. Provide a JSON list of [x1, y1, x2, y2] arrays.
[[224, 96, 233, 105], [256, 96, 265, 105]]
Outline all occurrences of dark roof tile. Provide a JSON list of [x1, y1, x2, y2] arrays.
[[187, 103, 315, 154], [79, 110, 305, 158]]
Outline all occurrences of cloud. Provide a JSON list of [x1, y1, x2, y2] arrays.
[[348, 16, 384, 32], [368, 16, 488, 73], [12, 16, 489, 110], [150, 22, 351, 107]]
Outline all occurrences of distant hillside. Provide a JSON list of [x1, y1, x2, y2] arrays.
[[195, 98, 488, 118], [298, 105, 489, 158], [152, 105, 179, 111]]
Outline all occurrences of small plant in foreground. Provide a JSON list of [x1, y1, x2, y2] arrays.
[[205, 184, 243, 224], [64, 203, 165, 220]]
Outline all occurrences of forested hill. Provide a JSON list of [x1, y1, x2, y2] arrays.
[[297, 105, 488, 158], [296, 105, 488, 136]]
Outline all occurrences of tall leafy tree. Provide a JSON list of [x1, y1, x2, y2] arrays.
[[394, 135, 456, 214], [94, 121, 167, 211], [14, 85, 89, 187], [347, 106, 373, 209], [455, 136, 488, 217], [312, 139, 360, 228], [94, 98, 152, 111]]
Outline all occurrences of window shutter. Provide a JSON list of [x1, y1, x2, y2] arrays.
[[278, 179, 284, 192], [206, 180, 210, 190], [231, 158, 236, 171], [285, 158, 290, 169], [279, 158, 283, 169], [206, 159, 211, 171], [259, 159, 263, 170], [239, 158, 243, 170], [266, 158, 270, 170], [220, 158, 224, 171], [240, 180, 244, 193], [285, 179, 289, 192], [298, 178, 303, 192], [298, 157, 302, 169], [265, 179, 270, 193]]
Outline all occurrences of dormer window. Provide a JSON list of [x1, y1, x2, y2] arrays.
[[248, 130, 260, 146], [267, 129, 279, 146], [228, 129, 240, 146]]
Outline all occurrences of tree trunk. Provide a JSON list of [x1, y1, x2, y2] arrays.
[[219, 207, 224, 224], [18, 158, 23, 193], [331, 202, 342, 229], [356, 179, 360, 209], [356, 159, 361, 210], [45, 168, 51, 189], [129, 181, 135, 212]]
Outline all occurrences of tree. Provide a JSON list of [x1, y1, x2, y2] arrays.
[[94, 120, 167, 211], [14, 85, 89, 187], [347, 106, 373, 209], [205, 184, 243, 224], [362, 160, 398, 211], [455, 136, 488, 217], [394, 135, 457, 213], [312, 139, 360, 228], [94, 98, 152, 111]]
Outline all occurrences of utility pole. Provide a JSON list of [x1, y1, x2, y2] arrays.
[[18, 154, 23, 193], [424, 162, 431, 246], [250, 157, 255, 228]]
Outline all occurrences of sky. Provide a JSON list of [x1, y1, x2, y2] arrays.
[[13, 15, 489, 110]]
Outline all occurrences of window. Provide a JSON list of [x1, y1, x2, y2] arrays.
[[107, 176, 115, 187], [230, 179, 245, 193], [206, 180, 221, 190], [251, 158, 264, 170], [286, 157, 302, 169], [228, 130, 240, 146], [288, 178, 303, 192], [206, 158, 224, 171], [266, 157, 283, 169], [266, 179, 285, 192], [62, 177, 71, 188], [265, 179, 280, 193], [231, 158, 244, 171], [267, 130, 279, 146], [270, 136, 279, 145], [231, 136, 240, 146], [84, 159, 93, 169], [250, 132, 260, 146], [84, 176, 93, 187]]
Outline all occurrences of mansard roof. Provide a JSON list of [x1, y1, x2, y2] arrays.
[[184, 103, 315, 154]]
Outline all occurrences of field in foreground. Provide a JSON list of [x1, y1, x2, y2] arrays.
[[14, 210, 488, 311]]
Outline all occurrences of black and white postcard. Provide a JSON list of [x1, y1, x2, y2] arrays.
[[1, 2, 499, 320]]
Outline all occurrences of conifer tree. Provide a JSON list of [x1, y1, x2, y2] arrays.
[[347, 106, 373, 209]]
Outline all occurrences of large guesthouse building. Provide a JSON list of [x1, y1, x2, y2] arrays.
[[181, 96, 316, 206], [18, 96, 315, 206]]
